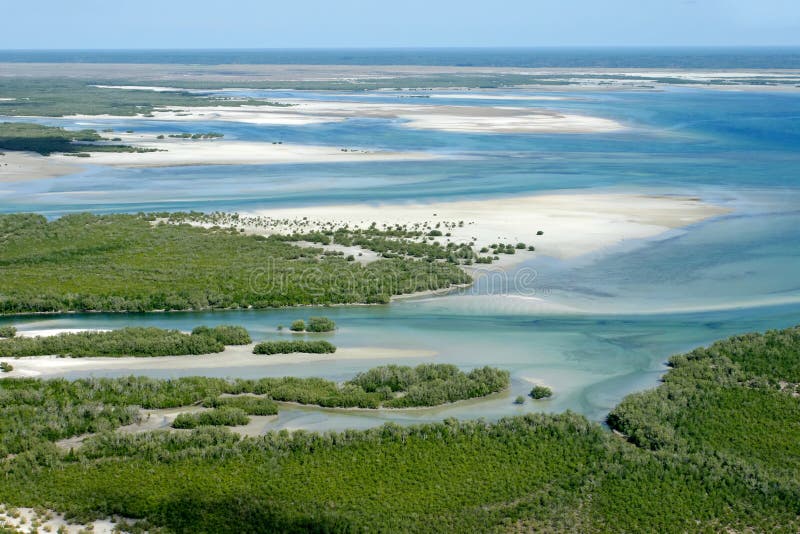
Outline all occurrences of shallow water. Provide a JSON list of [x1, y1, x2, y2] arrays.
[[2, 86, 799, 430]]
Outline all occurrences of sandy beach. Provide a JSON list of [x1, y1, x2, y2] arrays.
[[46, 132, 441, 168], [3, 344, 436, 378], [243, 191, 730, 262], [0, 150, 82, 181], [103, 100, 626, 134]]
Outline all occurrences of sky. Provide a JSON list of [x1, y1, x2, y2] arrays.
[[0, 0, 798, 49]]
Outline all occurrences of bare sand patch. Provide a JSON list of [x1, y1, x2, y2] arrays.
[[4, 344, 436, 378], [47, 132, 441, 168], [0, 150, 82, 182], [132, 100, 626, 134], [247, 191, 730, 262]]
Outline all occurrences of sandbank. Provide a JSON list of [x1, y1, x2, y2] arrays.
[[0, 150, 82, 182], [245, 191, 731, 262], [3, 344, 436, 378], [48, 132, 441, 168], [128, 100, 626, 134]]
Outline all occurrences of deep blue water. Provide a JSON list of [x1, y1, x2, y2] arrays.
[[2, 47, 800, 68]]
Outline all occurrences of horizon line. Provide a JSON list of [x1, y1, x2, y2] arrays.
[[1, 45, 800, 52]]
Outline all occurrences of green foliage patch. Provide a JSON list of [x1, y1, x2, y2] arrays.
[[0, 327, 225, 358], [172, 408, 250, 429], [1, 319, 799, 530], [0, 122, 146, 155], [252, 340, 336, 355], [0, 213, 469, 314]]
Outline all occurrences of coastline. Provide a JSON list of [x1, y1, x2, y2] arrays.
[[0, 150, 82, 181], [246, 191, 731, 261], [63, 100, 626, 134], [48, 133, 442, 168], [2, 344, 436, 378]]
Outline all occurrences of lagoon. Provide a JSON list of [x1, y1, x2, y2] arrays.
[[2, 85, 800, 430]]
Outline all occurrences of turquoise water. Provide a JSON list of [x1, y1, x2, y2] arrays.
[[2, 86, 800, 429]]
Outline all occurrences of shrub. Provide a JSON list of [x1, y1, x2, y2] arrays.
[[0, 361, 13, 372], [191, 325, 252, 345], [530, 385, 553, 399], [290, 320, 306, 332], [203, 396, 278, 416], [0, 326, 16, 338], [516, 243, 526, 249], [514, 395, 526, 404], [537, 230, 544, 235], [307, 317, 336, 333], [0, 327, 224, 358], [253, 340, 337, 355], [172, 408, 250, 429]]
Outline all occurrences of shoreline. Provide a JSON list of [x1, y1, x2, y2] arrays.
[[0, 190, 732, 318], [0, 150, 83, 181], [48, 133, 443, 168], [244, 191, 731, 261], [2, 344, 437, 378], [61, 100, 627, 134]]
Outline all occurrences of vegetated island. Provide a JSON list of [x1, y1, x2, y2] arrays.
[[0, 77, 289, 117], [287, 316, 336, 333], [0, 363, 510, 450], [0, 213, 469, 314], [253, 340, 337, 355], [0, 122, 155, 157], [0, 326, 798, 531], [0, 325, 250, 358]]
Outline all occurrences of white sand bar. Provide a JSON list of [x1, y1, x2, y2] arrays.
[[3, 345, 436, 378], [74, 100, 626, 134], [0, 151, 82, 181], [248, 192, 730, 261], [48, 133, 441, 168]]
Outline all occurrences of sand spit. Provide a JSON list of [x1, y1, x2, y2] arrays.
[[123, 100, 626, 134], [0, 151, 82, 182], [2, 344, 436, 378], [247, 191, 731, 262]]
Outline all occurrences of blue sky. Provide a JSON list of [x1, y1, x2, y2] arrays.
[[1, 0, 798, 49]]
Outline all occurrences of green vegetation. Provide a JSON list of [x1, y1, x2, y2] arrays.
[[0, 362, 12, 373], [608, 325, 800, 464], [278, 222, 483, 265], [168, 132, 224, 139], [190, 325, 251, 345], [0, 122, 149, 156], [0, 213, 469, 314], [203, 395, 278, 416], [0, 327, 227, 358], [514, 395, 525, 404], [306, 316, 336, 332], [0, 325, 15, 338], [172, 408, 250, 429], [0, 78, 287, 117], [348, 364, 510, 408], [0, 365, 509, 456], [252, 340, 336, 355], [289, 319, 306, 332], [529, 385, 553, 399], [0, 326, 798, 531]]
